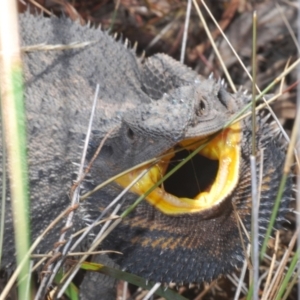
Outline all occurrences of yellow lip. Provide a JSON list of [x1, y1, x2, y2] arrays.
[[115, 122, 242, 215]]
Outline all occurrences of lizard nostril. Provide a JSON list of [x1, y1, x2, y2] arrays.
[[127, 128, 135, 140], [196, 99, 206, 116]]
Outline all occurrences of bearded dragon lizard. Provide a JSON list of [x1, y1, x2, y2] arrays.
[[0, 12, 291, 298]]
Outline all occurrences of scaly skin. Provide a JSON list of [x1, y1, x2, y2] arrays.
[[0, 12, 291, 297]]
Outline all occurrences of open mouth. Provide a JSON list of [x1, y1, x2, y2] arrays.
[[116, 122, 242, 215]]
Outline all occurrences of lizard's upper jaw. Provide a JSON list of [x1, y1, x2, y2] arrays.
[[115, 121, 242, 215]]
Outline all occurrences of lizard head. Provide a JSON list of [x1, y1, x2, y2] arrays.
[[91, 77, 245, 217]]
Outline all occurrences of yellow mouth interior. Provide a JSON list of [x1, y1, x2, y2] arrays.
[[115, 122, 241, 215]]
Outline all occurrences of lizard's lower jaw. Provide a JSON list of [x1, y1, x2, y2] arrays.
[[116, 122, 242, 215]]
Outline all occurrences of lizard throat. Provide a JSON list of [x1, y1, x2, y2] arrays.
[[115, 122, 242, 215]]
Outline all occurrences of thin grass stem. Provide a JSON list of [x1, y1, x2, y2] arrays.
[[249, 11, 259, 300], [261, 230, 280, 300], [234, 245, 251, 300], [180, 0, 192, 63], [251, 11, 257, 156], [192, 0, 236, 92], [143, 282, 162, 300]]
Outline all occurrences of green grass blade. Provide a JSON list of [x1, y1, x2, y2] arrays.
[[81, 261, 189, 300], [0, 1, 31, 299]]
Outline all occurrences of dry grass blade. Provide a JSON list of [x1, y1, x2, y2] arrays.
[[275, 2, 300, 54], [31, 250, 122, 258], [233, 246, 250, 300], [71, 215, 119, 238], [264, 228, 299, 299], [249, 11, 259, 300], [261, 230, 280, 300], [192, 0, 236, 92], [27, 0, 53, 15], [121, 281, 128, 300], [21, 41, 95, 52], [250, 154, 259, 300], [142, 282, 162, 300], [146, 19, 179, 51], [180, 0, 192, 63]]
